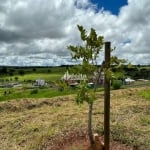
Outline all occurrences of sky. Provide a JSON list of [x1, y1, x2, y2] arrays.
[[0, 0, 150, 66]]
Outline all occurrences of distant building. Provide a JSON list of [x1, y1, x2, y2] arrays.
[[125, 78, 135, 84], [61, 71, 87, 84], [35, 79, 46, 86], [61, 71, 104, 85]]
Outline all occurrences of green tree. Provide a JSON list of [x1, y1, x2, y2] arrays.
[[68, 25, 104, 148], [1, 67, 7, 74], [68, 25, 127, 149], [14, 76, 19, 81]]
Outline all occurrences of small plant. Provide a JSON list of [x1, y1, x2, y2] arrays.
[[14, 76, 19, 81], [30, 89, 38, 94], [112, 80, 122, 90], [57, 80, 68, 92], [68, 25, 104, 147], [68, 25, 127, 150]]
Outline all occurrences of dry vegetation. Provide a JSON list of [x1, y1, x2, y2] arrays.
[[0, 87, 150, 150]]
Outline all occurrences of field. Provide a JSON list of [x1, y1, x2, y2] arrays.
[[0, 67, 66, 101], [0, 66, 66, 84], [0, 66, 150, 149], [0, 87, 150, 150]]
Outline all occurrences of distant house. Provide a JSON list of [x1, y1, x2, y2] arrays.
[[61, 71, 87, 84], [35, 79, 46, 86], [61, 71, 105, 85], [125, 78, 135, 84]]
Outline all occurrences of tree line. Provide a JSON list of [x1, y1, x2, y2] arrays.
[[0, 65, 149, 80]]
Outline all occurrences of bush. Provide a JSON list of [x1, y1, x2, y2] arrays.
[[30, 89, 38, 94], [112, 80, 122, 90], [58, 87, 64, 92]]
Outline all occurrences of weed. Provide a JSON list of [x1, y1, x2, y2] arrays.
[[30, 89, 38, 94], [112, 80, 122, 90]]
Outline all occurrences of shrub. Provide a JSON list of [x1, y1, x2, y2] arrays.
[[112, 80, 122, 90], [30, 89, 38, 94], [18, 70, 25, 75], [14, 76, 19, 81]]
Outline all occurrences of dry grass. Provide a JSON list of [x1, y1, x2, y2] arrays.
[[109, 87, 150, 149], [0, 87, 150, 150]]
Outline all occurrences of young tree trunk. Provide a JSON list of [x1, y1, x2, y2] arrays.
[[88, 62, 104, 148], [88, 102, 94, 147]]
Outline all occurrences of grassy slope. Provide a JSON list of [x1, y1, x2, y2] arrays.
[[0, 87, 76, 101], [0, 87, 150, 150], [2, 73, 63, 82], [0, 69, 67, 101], [0, 66, 66, 82]]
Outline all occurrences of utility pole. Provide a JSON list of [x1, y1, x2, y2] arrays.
[[104, 42, 111, 150]]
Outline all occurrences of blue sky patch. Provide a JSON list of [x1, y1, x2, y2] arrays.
[[91, 0, 128, 15]]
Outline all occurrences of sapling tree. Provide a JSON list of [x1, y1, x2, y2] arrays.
[[68, 25, 104, 147], [68, 25, 127, 149]]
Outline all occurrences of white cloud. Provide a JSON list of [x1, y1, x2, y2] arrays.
[[0, 0, 150, 66]]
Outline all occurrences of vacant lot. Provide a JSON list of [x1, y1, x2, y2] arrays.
[[0, 87, 149, 150]]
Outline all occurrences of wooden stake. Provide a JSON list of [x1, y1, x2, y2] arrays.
[[104, 42, 111, 150]]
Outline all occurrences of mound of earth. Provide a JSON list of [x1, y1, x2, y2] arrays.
[[42, 128, 133, 150]]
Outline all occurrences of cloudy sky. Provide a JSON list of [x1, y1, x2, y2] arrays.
[[0, 0, 150, 66]]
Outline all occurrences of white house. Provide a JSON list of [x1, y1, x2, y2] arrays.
[[61, 70, 106, 85], [125, 78, 135, 84], [61, 71, 87, 82], [35, 79, 46, 86]]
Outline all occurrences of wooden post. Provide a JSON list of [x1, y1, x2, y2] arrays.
[[104, 42, 111, 150]]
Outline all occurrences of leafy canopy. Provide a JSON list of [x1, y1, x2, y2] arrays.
[[68, 25, 104, 75], [68, 25, 127, 104], [68, 25, 104, 104]]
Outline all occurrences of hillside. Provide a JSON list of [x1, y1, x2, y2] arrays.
[[0, 87, 150, 150]]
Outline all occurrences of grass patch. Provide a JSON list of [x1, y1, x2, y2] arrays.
[[139, 89, 150, 100], [17, 73, 63, 81], [0, 87, 76, 102], [140, 116, 150, 126], [0, 86, 104, 102]]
